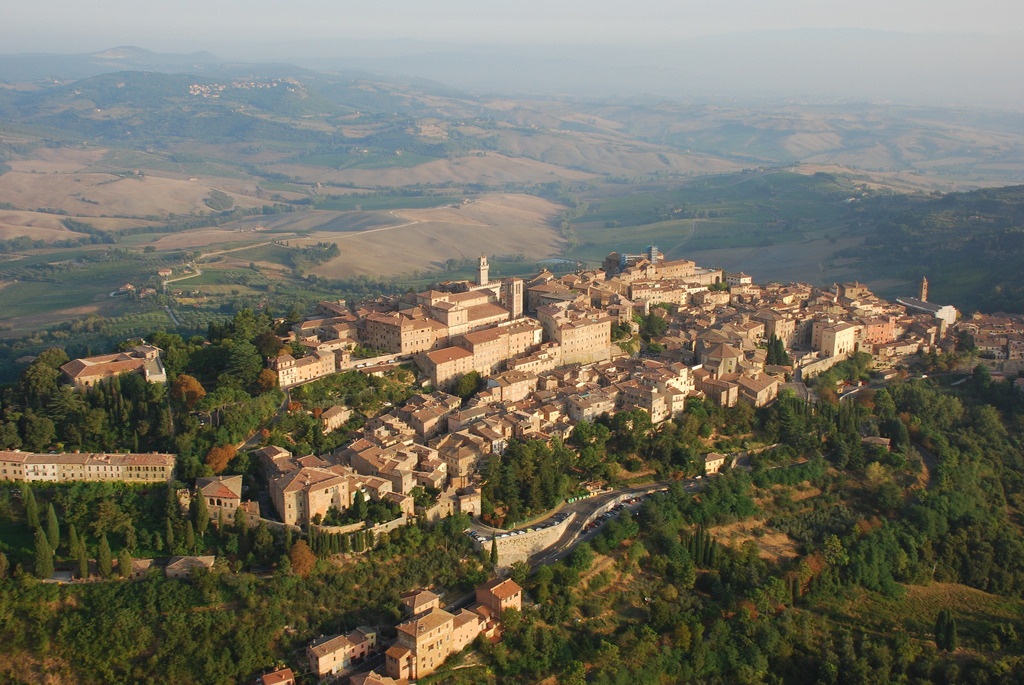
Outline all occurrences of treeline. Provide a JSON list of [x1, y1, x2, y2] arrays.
[[471, 375, 1024, 684], [0, 505, 490, 683], [848, 184, 1024, 312], [0, 308, 288, 479], [480, 439, 575, 526]]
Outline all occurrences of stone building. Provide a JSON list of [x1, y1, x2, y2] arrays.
[[60, 345, 167, 390]]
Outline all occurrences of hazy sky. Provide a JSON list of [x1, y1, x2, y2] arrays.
[[4, 0, 1024, 54]]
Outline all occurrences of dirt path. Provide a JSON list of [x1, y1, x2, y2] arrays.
[[203, 241, 273, 257], [664, 220, 699, 259]]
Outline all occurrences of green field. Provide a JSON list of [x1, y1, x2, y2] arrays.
[[0, 258, 168, 321], [225, 244, 297, 266], [89, 149, 252, 180], [313, 194, 454, 212], [302, 151, 437, 170], [824, 583, 1024, 650], [564, 171, 867, 264], [257, 180, 314, 195]]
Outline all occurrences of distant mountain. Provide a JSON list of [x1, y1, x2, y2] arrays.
[[310, 30, 1024, 107], [843, 184, 1024, 312], [0, 70, 347, 145], [0, 46, 222, 82]]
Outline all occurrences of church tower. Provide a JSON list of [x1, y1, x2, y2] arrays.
[[504, 278, 523, 318], [919, 276, 928, 302], [477, 255, 489, 286]]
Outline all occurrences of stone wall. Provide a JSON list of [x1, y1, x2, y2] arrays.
[[312, 515, 408, 543], [799, 353, 850, 380], [472, 513, 575, 566]]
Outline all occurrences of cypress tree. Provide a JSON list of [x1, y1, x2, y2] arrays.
[[490, 535, 499, 566], [98, 533, 112, 579], [340, 533, 350, 553], [68, 523, 79, 558], [185, 521, 196, 553], [234, 506, 247, 537], [118, 547, 133, 579], [935, 610, 950, 650], [192, 492, 209, 537], [946, 615, 958, 652], [218, 507, 227, 533], [0, 551, 9, 581], [284, 526, 293, 552], [34, 528, 53, 579], [24, 486, 39, 531], [165, 517, 175, 553], [78, 546, 89, 580], [46, 502, 60, 551]]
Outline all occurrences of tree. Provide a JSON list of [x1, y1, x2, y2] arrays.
[[171, 374, 206, 409], [766, 334, 792, 366], [946, 615, 959, 652], [256, 369, 279, 394], [454, 371, 482, 400], [0, 551, 9, 581], [20, 411, 55, 452], [254, 522, 273, 559], [352, 491, 369, 521], [77, 545, 89, 580], [205, 444, 236, 474], [234, 506, 248, 537], [23, 485, 39, 531], [254, 330, 285, 359], [490, 534, 499, 567], [18, 349, 67, 409], [289, 540, 316, 577], [46, 502, 60, 551], [823, 534, 848, 566], [165, 518, 175, 553], [228, 341, 263, 388], [192, 492, 209, 537], [98, 533, 112, 578], [34, 529, 53, 579], [936, 610, 948, 650], [185, 521, 196, 553], [510, 560, 529, 587], [118, 547, 133, 579]]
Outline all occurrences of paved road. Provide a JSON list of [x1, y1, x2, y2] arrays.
[[527, 484, 657, 565], [164, 306, 181, 326]]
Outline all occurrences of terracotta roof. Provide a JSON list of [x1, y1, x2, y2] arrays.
[[196, 475, 242, 500], [466, 303, 510, 322], [396, 607, 454, 637], [261, 668, 295, 685], [308, 633, 353, 657], [479, 577, 522, 600], [424, 347, 473, 365]]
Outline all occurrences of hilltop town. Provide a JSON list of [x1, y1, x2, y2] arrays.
[[12, 246, 1022, 537], [4, 245, 1024, 684]]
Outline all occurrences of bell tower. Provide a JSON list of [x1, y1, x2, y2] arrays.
[[477, 255, 489, 286], [919, 276, 928, 302]]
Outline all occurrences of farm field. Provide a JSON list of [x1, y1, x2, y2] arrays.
[[265, 151, 598, 187], [309, 193, 564, 277], [825, 583, 1024, 648], [0, 166, 265, 219]]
